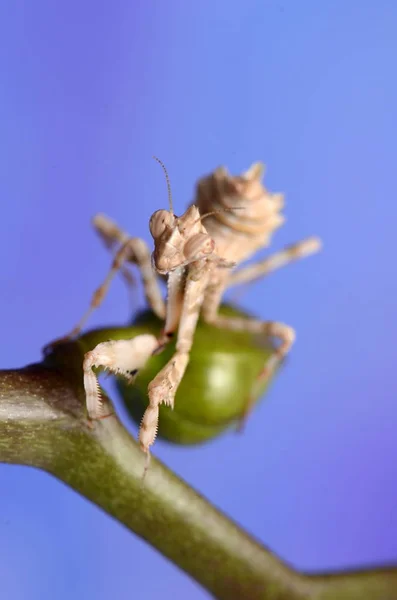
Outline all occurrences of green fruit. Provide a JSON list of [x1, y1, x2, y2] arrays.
[[116, 304, 278, 445]]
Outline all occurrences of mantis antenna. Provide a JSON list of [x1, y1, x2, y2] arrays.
[[195, 207, 245, 225], [153, 155, 174, 215]]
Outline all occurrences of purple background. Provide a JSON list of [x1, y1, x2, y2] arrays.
[[1, 2, 397, 598]]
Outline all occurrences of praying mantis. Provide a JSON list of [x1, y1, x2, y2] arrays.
[[46, 158, 321, 464]]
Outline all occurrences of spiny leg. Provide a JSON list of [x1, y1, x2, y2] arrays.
[[226, 237, 322, 289], [79, 236, 165, 330], [92, 213, 130, 248], [45, 236, 166, 351], [155, 267, 185, 350], [92, 213, 137, 297], [83, 334, 158, 419], [202, 294, 295, 431], [139, 262, 211, 461]]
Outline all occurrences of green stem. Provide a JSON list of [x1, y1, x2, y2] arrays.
[[0, 339, 396, 599]]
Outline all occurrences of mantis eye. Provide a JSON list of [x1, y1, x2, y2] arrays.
[[149, 210, 173, 238], [183, 233, 215, 260]]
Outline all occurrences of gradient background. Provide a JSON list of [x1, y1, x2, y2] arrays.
[[1, 2, 396, 599]]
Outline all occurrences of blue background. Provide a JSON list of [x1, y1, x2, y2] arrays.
[[1, 1, 396, 598]]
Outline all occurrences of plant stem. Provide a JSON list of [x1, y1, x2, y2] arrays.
[[0, 345, 396, 599]]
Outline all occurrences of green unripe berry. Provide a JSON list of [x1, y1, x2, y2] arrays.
[[117, 304, 277, 445]]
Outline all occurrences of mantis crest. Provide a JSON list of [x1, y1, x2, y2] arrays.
[[46, 157, 321, 465]]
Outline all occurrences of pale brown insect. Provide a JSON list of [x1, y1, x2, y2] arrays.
[[46, 157, 321, 465]]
